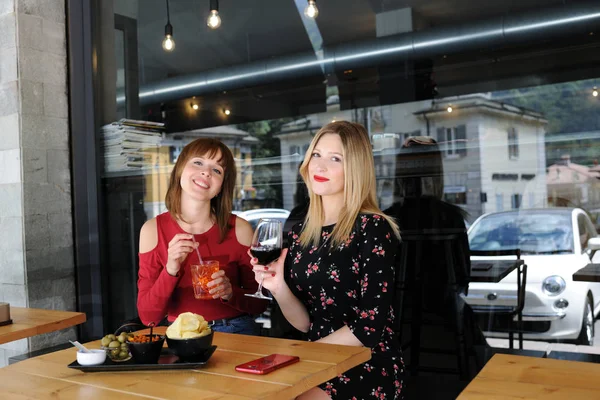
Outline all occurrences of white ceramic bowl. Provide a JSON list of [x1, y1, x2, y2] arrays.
[[76, 349, 106, 366]]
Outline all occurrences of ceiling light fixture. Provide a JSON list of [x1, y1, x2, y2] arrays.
[[447, 105, 453, 113], [304, 0, 319, 19], [593, 87, 598, 97], [207, 0, 222, 29], [223, 108, 231, 115], [191, 102, 199, 110], [162, 0, 175, 51]]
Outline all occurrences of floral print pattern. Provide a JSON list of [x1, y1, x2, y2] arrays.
[[286, 214, 404, 399]]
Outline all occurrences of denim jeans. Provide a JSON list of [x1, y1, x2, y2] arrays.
[[210, 314, 260, 335]]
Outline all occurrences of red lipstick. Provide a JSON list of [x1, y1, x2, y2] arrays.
[[314, 175, 329, 182]]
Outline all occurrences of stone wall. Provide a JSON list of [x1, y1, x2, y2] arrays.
[[0, 0, 75, 367]]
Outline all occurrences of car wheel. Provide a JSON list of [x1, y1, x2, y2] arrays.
[[576, 297, 594, 346]]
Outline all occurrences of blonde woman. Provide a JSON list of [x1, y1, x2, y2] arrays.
[[250, 122, 404, 399]]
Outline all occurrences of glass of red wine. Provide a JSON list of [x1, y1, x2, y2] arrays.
[[246, 218, 282, 300]]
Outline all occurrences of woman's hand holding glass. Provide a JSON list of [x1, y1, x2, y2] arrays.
[[248, 248, 288, 297], [206, 270, 233, 300]]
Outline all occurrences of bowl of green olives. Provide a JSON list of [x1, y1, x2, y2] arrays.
[[100, 332, 132, 362]]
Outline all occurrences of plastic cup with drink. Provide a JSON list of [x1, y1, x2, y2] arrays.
[[190, 260, 220, 300], [189, 235, 219, 300]]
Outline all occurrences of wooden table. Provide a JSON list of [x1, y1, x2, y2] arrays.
[[0, 329, 370, 399], [458, 353, 600, 399], [0, 307, 86, 345], [573, 263, 600, 282]]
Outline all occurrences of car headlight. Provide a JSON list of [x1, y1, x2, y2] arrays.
[[542, 276, 566, 296]]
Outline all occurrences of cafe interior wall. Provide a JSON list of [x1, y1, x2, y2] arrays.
[[0, 0, 76, 367]]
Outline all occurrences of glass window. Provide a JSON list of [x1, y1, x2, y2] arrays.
[[508, 127, 519, 159], [87, 0, 600, 349], [444, 190, 467, 205], [437, 125, 466, 158], [511, 194, 522, 209], [469, 211, 574, 254]]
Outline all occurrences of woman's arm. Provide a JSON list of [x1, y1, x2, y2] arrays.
[[315, 325, 363, 346], [272, 281, 311, 333], [318, 215, 399, 347], [137, 218, 181, 325]]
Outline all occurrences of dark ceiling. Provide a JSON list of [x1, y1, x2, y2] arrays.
[[133, 0, 569, 84], [119, 0, 598, 130]]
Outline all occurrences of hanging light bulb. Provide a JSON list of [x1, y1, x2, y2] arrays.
[[593, 87, 598, 97], [191, 102, 199, 110], [223, 108, 231, 116], [207, 0, 222, 29], [447, 105, 453, 113], [162, 26, 175, 51], [162, 0, 175, 51], [304, 0, 319, 18]]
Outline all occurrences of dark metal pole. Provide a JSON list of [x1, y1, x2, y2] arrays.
[[66, 0, 107, 341]]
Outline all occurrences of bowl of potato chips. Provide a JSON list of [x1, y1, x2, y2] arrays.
[[166, 312, 213, 362]]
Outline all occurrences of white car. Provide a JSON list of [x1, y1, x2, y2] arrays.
[[236, 208, 291, 230], [465, 208, 600, 345]]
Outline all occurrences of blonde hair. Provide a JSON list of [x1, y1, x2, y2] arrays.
[[165, 138, 236, 243], [299, 121, 400, 248]]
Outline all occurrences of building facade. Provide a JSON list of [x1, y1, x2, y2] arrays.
[[0, 0, 75, 367]]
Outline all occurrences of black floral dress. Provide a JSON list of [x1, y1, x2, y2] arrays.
[[286, 214, 404, 399]]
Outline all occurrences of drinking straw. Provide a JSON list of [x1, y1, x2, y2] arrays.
[[190, 234, 203, 264]]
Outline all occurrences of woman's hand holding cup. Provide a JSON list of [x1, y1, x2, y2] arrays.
[[248, 248, 288, 296]]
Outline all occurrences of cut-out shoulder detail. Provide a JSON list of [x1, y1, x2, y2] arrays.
[[235, 216, 253, 247], [139, 218, 159, 253]]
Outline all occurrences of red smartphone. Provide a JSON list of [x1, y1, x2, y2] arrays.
[[235, 354, 300, 375]]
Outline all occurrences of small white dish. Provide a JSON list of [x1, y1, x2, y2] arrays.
[[76, 349, 106, 366]]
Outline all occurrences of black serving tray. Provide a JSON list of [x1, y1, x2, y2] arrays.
[[68, 345, 217, 372]]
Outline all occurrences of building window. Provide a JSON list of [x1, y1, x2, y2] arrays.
[[508, 127, 519, 159], [496, 193, 504, 211], [446, 128, 457, 156], [444, 192, 467, 205], [511, 194, 522, 209], [444, 186, 467, 205], [437, 125, 466, 158]]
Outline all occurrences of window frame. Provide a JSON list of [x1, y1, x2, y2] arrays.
[[508, 127, 519, 160]]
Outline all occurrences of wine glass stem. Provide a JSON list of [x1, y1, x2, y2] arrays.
[[257, 275, 265, 294]]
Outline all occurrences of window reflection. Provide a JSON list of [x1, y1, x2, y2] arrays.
[[96, 1, 600, 352]]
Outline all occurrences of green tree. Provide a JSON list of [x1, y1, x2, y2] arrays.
[[237, 118, 295, 209], [496, 79, 600, 166]]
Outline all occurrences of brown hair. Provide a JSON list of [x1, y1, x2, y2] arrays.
[[299, 121, 400, 248], [165, 138, 236, 242]]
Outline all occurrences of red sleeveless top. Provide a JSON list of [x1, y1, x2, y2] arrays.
[[137, 212, 267, 325]]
